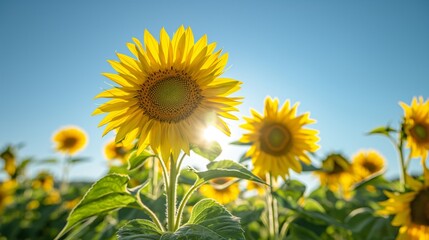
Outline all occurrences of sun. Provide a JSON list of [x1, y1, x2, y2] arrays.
[[203, 125, 225, 142]]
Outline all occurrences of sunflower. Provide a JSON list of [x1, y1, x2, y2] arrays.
[[400, 97, 429, 161], [32, 172, 55, 192], [0, 146, 16, 178], [315, 153, 354, 197], [352, 149, 385, 181], [246, 171, 267, 196], [93, 26, 241, 162], [378, 164, 429, 239], [104, 139, 131, 165], [239, 97, 319, 177], [0, 180, 16, 211], [199, 177, 240, 204], [52, 126, 88, 155]]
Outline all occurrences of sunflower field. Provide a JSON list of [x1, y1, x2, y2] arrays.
[[1, 26, 429, 240]]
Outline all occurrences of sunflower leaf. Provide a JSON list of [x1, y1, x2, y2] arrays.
[[192, 160, 266, 185], [367, 126, 396, 136], [55, 174, 137, 240], [161, 199, 245, 240], [191, 141, 222, 161], [117, 219, 162, 240], [127, 150, 155, 171]]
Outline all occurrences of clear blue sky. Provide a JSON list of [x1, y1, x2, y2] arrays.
[[1, 1, 428, 187]]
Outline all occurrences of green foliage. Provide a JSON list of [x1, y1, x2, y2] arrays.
[[118, 219, 162, 240], [118, 199, 244, 240], [192, 160, 266, 185], [56, 174, 138, 239], [367, 125, 396, 137], [127, 150, 155, 171], [191, 141, 222, 161]]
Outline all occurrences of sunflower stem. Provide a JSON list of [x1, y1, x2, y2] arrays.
[[136, 187, 165, 232], [175, 180, 205, 230], [266, 172, 279, 240], [60, 154, 71, 193], [167, 157, 176, 232], [397, 125, 408, 190], [151, 157, 159, 197]]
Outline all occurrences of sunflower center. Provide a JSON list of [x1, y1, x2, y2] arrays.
[[138, 69, 203, 123], [114, 146, 127, 158], [260, 124, 291, 156], [63, 137, 78, 148], [410, 188, 429, 226], [411, 124, 429, 142], [362, 161, 378, 174]]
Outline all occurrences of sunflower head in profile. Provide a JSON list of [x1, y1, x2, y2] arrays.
[[400, 96, 429, 161], [315, 153, 354, 197], [239, 97, 319, 177], [199, 177, 240, 204], [52, 126, 88, 155], [93, 26, 242, 162], [104, 139, 131, 165], [352, 149, 385, 181], [378, 163, 429, 240]]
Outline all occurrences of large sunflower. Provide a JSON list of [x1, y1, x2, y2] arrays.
[[352, 149, 385, 181], [239, 97, 319, 177], [199, 177, 240, 204], [315, 153, 354, 197], [378, 164, 429, 239], [400, 96, 429, 161], [52, 126, 88, 155], [93, 26, 241, 162]]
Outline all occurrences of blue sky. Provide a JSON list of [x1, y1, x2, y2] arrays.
[[1, 1, 428, 188]]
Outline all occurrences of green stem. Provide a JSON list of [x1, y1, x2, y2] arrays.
[[151, 157, 159, 197], [175, 180, 205, 230], [387, 133, 407, 190], [266, 173, 278, 240], [60, 155, 71, 193], [158, 156, 169, 193], [136, 187, 165, 232], [167, 154, 178, 232]]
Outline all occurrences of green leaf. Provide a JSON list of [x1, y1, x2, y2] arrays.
[[162, 199, 245, 240], [127, 150, 155, 171], [367, 126, 396, 136], [69, 157, 91, 164], [238, 152, 251, 163], [345, 207, 397, 239], [191, 141, 222, 161], [192, 160, 265, 185], [286, 223, 320, 240], [352, 171, 386, 190], [117, 219, 162, 240], [55, 174, 137, 239], [300, 161, 320, 172], [229, 140, 252, 146], [37, 158, 59, 164]]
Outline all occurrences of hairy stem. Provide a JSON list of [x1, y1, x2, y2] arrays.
[[136, 187, 165, 232]]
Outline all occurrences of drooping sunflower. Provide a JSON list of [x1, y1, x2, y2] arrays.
[[104, 139, 131, 164], [239, 97, 319, 177], [378, 164, 429, 239], [352, 149, 385, 180], [52, 126, 88, 155], [400, 96, 429, 161], [93, 26, 242, 162], [199, 177, 240, 204], [315, 153, 354, 196]]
